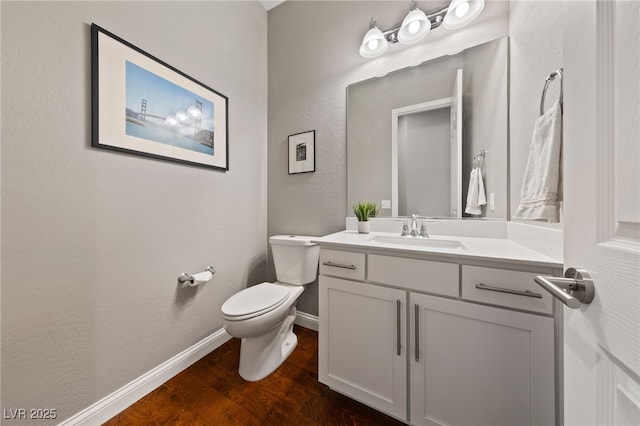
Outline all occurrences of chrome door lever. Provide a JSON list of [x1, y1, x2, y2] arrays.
[[534, 267, 595, 309]]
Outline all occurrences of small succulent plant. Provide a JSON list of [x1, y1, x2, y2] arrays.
[[353, 202, 380, 222]]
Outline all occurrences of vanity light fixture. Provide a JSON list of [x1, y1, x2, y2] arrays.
[[397, 0, 431, 44], [443, 0, 485, 29], [359, 0, 485, 58], [359, 18, 389, 58]]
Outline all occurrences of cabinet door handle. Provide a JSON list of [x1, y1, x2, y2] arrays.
[[475, 283, 543, 299], [414, 304, 420, 362], [322, 261, 356, 270], [396, 300, 401, 356]]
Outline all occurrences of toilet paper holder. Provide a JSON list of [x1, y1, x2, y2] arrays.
[[178, 266, 216, 285]]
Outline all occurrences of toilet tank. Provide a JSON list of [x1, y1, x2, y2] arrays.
[[269, 235, 320, 285]]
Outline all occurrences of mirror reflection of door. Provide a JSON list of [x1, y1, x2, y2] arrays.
[[397, 106, 451, 217], [393, 69, 462, 218]]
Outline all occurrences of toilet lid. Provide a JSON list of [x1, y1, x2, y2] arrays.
[[221, 283, 289, 319]]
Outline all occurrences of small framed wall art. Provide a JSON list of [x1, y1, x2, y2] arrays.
[[91, 24, 229, 171], [288, 130, 315, 174]]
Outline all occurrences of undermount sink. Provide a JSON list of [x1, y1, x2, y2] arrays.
[[371, 235, 466, 249]]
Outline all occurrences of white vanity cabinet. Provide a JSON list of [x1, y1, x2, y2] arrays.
[[319, 275, 407, 420], [318, 247, 559, 426], [410, 293, 555, 426]]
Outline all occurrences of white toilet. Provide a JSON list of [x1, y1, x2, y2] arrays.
[[221, 235, 319, 381]]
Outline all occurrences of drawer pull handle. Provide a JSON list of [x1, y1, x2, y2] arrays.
[[475, 283, 543, 299], [322, 261, 356, 270], [415, 304, 420, 362], [396, 300, 401, 356]]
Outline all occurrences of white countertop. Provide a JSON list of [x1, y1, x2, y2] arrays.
[[312, 231, 563, 270]]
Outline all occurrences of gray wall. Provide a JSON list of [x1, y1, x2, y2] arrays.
[[268, 0, 509, 315], [1, 1, 267, 423]]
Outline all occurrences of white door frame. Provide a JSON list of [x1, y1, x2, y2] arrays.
[[391, 97, 452, 217]]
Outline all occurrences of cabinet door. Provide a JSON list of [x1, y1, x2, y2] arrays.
[[410, 293, 555, 426], [319, 276, 407, 421]]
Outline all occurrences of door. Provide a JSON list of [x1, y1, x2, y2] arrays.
[[318, 276, 407, 421], [410, 293, 554, 426], [392, 98, 452, 217], [563, 2, 640, 425], [450, 68, 463, 217]]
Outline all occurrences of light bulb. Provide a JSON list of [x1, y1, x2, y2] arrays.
[[408, 20, 421, 34], [455, 1, 470, 17], [360, 19, 388, 58], [443, 0, 484, 30], [397, 8, 430, 44]]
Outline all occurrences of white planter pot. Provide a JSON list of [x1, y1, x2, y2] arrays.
[[357, 221, 370, 234]]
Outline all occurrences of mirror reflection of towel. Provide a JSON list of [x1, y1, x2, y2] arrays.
[[513, 100, 562, 222], [465, 167, 486, 216]]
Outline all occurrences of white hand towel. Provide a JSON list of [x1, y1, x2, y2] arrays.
[[477, 169, 487, 208], [513, 100, 562, 222], [465, 167, 487, 216]]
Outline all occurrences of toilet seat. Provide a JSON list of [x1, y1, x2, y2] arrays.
[[221, 283, 290, 321]]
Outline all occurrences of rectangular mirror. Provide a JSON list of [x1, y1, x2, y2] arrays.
[[347, 37, 509, 219]]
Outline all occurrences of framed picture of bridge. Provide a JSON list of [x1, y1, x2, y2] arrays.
[[91, 24, 229, 171]]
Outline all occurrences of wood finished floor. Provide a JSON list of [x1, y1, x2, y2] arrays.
[[103, 326, 405, 425]]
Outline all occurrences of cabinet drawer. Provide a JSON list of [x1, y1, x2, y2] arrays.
[[368, 254, 459, 297], [461, 266, 553, 314], [319, 249, 366, 281]]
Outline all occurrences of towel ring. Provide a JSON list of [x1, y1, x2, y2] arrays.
[[540, 68, 563, 116]]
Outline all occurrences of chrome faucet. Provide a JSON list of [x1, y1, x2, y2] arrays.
[[410, 214, 419, 237], [399, 215, 429, 237], [419, 221, 430, 238], [405, 214, 430, 238], [400, 221, 409, 236]]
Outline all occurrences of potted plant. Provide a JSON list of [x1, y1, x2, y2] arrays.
[[353, 202, 380, 234]]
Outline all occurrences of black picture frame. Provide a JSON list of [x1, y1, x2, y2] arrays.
[[91, 24, 229, 171], [288, 130, 315, 174]]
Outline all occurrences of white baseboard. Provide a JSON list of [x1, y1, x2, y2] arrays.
[[59, 312, 318, 425], [58, 328, 232, 426], [295, 311, 319, 331]]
